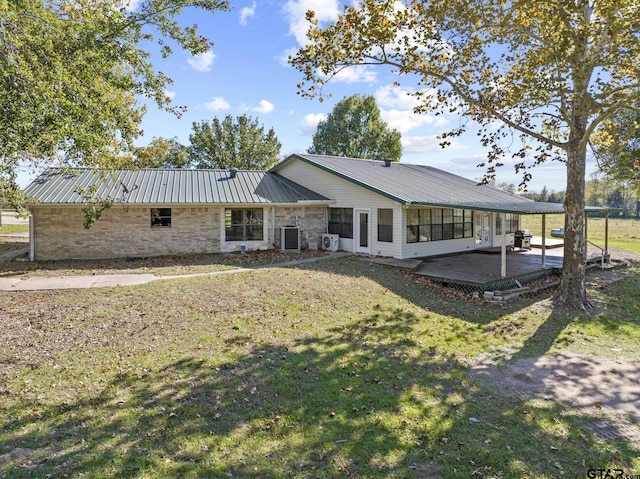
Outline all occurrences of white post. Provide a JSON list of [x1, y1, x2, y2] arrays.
[[541, 214, 546, 269], [501, 213, 507, 277]]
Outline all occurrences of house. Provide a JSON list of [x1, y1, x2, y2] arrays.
[[272, 154, 565, 258], [24, 167, 330, 261], [24, 154, 565, 261]]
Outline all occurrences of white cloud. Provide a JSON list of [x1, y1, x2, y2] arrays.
[[252, 99, 275, 114], [381, 108, 449, 134], [188, 51, 215, 72], [120, 0, 142, 12], [204, 97, 231, 111], [402, 135, 464, 154], [284, 0, 340, 46], [240, 2, 257, 26], [331, 65, 377, 84], [278, 47, 299, 67], [375, 84, 422, 110], [300, 113, 326, 134], [374, 84, 450, 133]]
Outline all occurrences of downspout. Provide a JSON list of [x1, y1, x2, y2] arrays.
[[271, 206, 276, 249], [325, 206, 328, 234], [29, 214, 35, 261]]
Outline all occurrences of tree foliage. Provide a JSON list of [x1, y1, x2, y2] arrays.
[[188, 115, 282, 170], [310, 94, 402, 160], [0, 0, 229, 207], [130, 137, 190, 169], [593, 110, 640, 193], [587, 173, 639, 218], [290, 0, 640, 309]]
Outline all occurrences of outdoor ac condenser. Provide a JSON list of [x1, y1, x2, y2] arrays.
[[322, 234, 339, 252], [281, 226, 300, 251]]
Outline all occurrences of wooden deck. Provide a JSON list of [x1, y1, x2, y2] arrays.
[[412, 248, 564, 292]]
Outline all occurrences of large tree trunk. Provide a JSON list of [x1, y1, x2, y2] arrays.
[[558, 142, 590, 309]]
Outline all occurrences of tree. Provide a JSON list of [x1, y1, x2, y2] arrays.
[[593, 109, 640, 194], [290, 0, 640, 309], [0, 0, 229, 208], [130, 137, 190, 169], [310, 94, 402, 160], [188, 115, 282, 170]]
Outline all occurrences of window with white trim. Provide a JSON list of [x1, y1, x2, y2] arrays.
[[225, 209, 264, 241]]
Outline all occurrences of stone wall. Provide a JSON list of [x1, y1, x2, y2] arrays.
[[31, 205, 221, 260], [274, 206, 326, 250], [30, 204, 328, 260]]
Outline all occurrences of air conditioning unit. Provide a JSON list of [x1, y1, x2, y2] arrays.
[[281, 226, 300, 251], [322, 233, 339, 252]]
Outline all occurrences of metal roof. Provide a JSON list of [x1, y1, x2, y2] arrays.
[[24, 168, 330, 205], [272, 154, 568, 214]]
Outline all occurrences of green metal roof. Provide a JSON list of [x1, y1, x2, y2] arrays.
[[24, 168, 330, 205], [273, 154, 568, 214]]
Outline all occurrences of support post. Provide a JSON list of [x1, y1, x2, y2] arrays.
[[584, 211, 589, 261], [605, 210, 609, 259], [501, 213, 507, 277], [541, 213, 546, 269]]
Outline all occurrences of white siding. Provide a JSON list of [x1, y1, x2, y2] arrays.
[[277, 159, 506, 260], [277, 161, 403, 258]]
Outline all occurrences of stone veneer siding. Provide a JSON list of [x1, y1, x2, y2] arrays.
[[30, 204, 329, 260], [31, 205, 221, 260], [274, 206, 326, 250]]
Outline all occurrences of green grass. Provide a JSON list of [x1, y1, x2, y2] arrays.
[[1, 257, 638, 478], [522, 216, 640, 253], [0, 223, 29, 235]]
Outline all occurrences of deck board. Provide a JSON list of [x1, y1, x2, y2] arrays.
[[413, 249, 564, 286]]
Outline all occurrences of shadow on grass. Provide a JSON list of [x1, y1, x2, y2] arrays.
[[295, 256, 637, 360], [2, 306, 636, 478]]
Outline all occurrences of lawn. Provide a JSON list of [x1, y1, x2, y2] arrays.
[[522, 215, 640, 253], [0, 224, 29, 235], [1, 256, 638, 478]]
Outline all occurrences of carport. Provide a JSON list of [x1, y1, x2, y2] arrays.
[[438, 201, 618, 279]]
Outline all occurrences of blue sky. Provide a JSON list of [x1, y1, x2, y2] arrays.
[[19, 0, 596, 192]]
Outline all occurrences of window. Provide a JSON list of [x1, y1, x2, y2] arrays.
[[150, 208, 171, 228], [407, 209, 431, 243], [496, 213, 519, 235], [377, 209, 393, 242], [454, 209, 473, 239], [407, 208, 474, 243], [225, 209, 264, 241], [328, 208, 353, 238]]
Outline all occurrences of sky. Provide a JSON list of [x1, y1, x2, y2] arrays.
[[18, 0, 598, 192]]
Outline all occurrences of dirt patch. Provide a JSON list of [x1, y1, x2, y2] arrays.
[[0, 447, 32, 466], [470, 353, 640, 445]]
